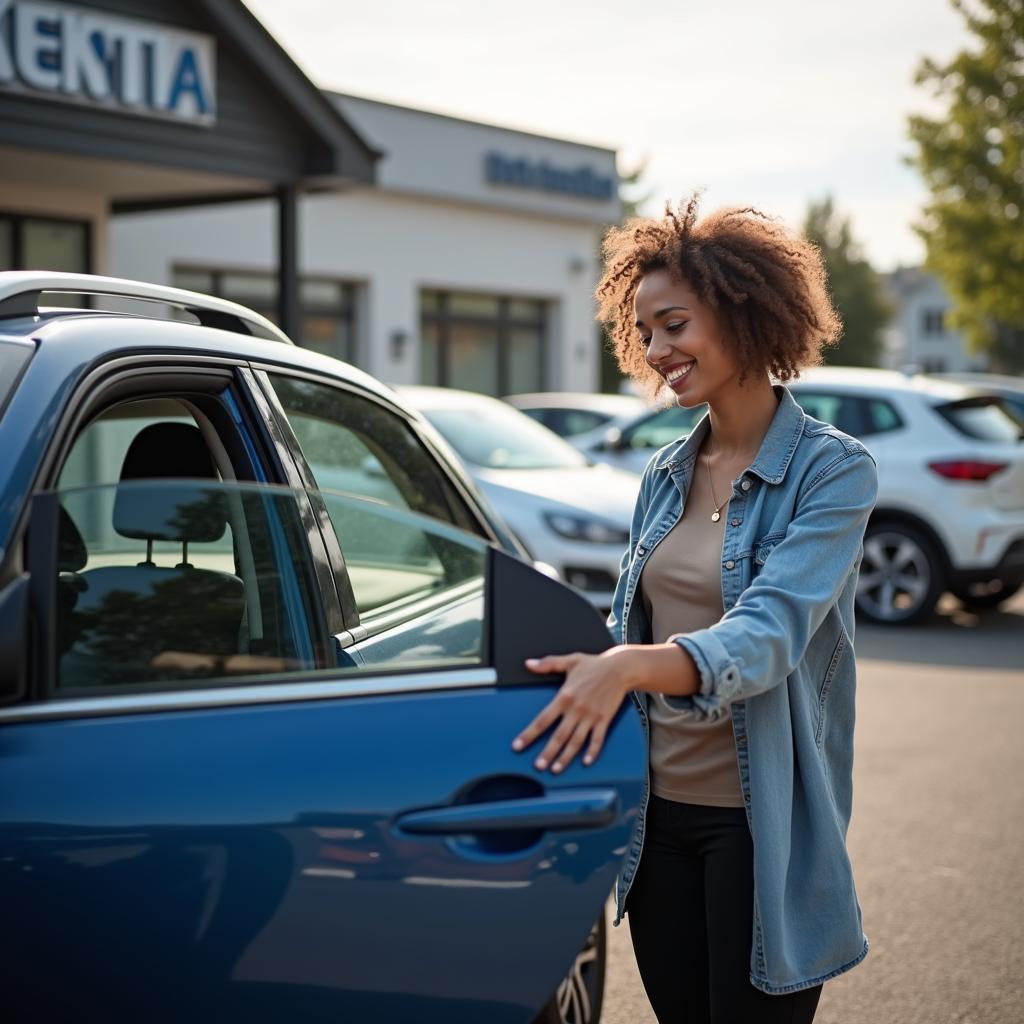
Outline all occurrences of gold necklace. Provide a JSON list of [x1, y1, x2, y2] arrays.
[[705, 437, 728, 522]]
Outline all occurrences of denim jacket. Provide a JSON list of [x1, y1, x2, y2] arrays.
[[608, 385, 878, 995]]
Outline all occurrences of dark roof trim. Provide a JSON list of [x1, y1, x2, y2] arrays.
[[195, 0, 380, 182], [112, 191, 277, 215]]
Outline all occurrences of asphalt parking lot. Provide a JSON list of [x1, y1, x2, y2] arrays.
[[602, 591, 1024, 1024]]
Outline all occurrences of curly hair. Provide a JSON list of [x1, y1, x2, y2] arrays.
[[597, 194, 841, 398]]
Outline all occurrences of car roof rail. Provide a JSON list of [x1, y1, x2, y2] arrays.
[[0, 271, 293, 345]]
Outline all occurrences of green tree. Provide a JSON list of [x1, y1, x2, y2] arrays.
[[908, 0, 1024, 369], [803, 197, 890, 367]]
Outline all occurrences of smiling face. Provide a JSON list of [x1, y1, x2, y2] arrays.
[[633, 269, 742, 408]]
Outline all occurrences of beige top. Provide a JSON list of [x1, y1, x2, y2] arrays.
[[640, 460, 744, 807]]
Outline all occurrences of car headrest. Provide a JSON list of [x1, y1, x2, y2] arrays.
[[59, 506, 87, 573], [112, 423, 226, 544]]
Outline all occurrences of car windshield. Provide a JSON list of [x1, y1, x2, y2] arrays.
[[934, 396, 1024, 443], [0, 341, 32, 421], [424, 405, 589, 470]]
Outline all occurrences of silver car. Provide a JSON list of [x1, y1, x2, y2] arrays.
[[504, 391, 648, 440], [401, 387, 641, 610]]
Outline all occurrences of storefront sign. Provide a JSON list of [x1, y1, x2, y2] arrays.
[[485, 152, 615, 201], [0, 1, 216, 125]]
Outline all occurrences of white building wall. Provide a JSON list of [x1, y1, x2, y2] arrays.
[[109, 188, 604, 390], [333, 94, 620, 226]]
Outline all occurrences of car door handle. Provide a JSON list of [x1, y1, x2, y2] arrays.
[[396, 788, 620, 835]]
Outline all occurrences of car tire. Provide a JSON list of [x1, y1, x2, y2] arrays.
[[951, 579, 1023, 610], [856, 522, 944, 625], [532, 912, 606, 1024]]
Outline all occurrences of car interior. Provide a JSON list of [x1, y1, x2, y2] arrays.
[[53, 399, 322, 690]]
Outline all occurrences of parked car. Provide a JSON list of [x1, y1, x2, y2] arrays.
[[579, 402, 706, 474], [400, 386, 641, 610], [0, 272, 645, 1024], [555, 367, 1024, 624], [790, 367, 1024, 622], [927, 371, 1024, 424], [504, 391, 647, 441]]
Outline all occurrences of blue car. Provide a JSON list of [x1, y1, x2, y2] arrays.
[[0, 272, 645, 1024]]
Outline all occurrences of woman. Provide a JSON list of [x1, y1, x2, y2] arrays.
[[513, 196, 877, 1023]]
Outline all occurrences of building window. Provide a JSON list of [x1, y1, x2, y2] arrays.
[[0, 213, 90, 273], [420, 290, 546, 395], [921, 308, 946, 336], [172, 267, 358, 362]]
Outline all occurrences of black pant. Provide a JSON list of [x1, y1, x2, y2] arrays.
[[627, 795, 822, 1024]]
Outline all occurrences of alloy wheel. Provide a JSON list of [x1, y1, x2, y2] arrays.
[[856, 526, 941, 624], [553, 919, 602, 1024]]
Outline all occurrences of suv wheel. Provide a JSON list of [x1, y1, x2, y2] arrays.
[[533, 912, 606, 1024], [857, 523, 943, 625]]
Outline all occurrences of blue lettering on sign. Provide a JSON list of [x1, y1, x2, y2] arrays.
[[0, 0, 216, 124], [167, 47, 207, 115], [485, 152, 615, 201], [35, 13, 60, 75]]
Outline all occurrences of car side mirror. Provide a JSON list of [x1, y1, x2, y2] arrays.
[[0, 574, 29, 705]]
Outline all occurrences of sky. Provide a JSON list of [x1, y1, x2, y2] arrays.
[[244, 0, 967, 271]]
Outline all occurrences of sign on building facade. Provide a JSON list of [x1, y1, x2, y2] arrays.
[[0, 1, 216, 125]]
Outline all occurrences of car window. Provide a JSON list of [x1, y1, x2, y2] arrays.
[[320, 491, 486, 655], [423, 403, 589, 469], [0, 341, 32, 421], [934, 397, 1024, 443], [57, 399, 241, 572], [43, 481, 487, 690], [791, 391, 863, 436], [624, 405, 704, 449], [518, 407, 550, 428], [59, 397, 197, 488], [49, 481, 331, 691], [864, 398, 904, 435], [999, 395, 1024, 425], [268, 375, 481, 534], [543, 408, 609, 437]]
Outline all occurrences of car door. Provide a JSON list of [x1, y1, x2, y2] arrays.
[[0, 361, 644, 1024]]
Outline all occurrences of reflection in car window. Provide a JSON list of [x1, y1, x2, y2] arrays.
[[46, 482, 489, 690], [320, 491, 486, 646], [52, 482, 329, 691], [269, 375, 479, 534], [425, 404, 588, 469]]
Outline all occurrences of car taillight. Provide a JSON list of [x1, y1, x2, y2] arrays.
[[928, 460, 1008, 481]]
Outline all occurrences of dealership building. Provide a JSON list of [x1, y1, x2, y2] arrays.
[[0, 0, 621, 395]]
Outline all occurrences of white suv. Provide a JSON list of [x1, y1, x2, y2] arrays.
[[790, 368, 1024, 623], [562, 367, 1024, 624]]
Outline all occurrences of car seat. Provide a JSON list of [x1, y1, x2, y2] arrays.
[[58, 423, 246, 689]]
